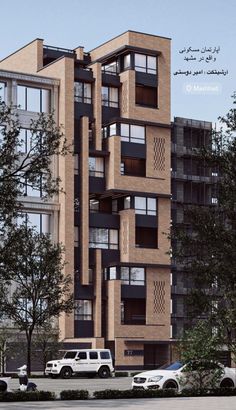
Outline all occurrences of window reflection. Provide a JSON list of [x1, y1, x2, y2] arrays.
[[17, 85, 50, 113], [74, 82, 92, 104], [89, 157, 104, 177], [102, 86, 118, 108], [134, 53, 157, 74], [18, 213, 50, 234], [75, 300, 92, 320], [89, 228, 118, 249]]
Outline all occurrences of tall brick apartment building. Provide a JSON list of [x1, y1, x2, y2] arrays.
[[171, 117, 214, 339], [0, 31, 171, 370]]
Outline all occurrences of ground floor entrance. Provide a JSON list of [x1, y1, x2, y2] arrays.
[[144, 343, 170, 369]]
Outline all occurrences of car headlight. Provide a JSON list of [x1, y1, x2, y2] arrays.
[[53, 364, 57, 367], [148, 376, 163, 382]]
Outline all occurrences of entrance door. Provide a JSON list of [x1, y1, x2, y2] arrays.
[[144, 344, 169, 370]]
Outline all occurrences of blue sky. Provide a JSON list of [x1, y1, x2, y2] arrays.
[[0, 0, 235, 123]]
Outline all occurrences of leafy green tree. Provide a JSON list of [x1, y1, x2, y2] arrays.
[[177, 321, 223, 391], [0, 95, 72, 374], [0, 224, 74, 374], [0, 97, 67, 227], [33, 323, 63, 373], [0, 326, 11, 375], [172, 93, 236, 358]]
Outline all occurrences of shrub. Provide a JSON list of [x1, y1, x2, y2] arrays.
[[181, 387, 236, 397], [0, 391, 55, 402], [93, 388, 177, 399], [60, 389, 89, 400], [115, 372, 129, 377], [207, 387, 236, 397]]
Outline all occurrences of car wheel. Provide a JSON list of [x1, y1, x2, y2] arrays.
[[163, 379, 179, 390], [98, 366, 110, 378], [60, 366, 73, 379], [220, 378, 234, 388]]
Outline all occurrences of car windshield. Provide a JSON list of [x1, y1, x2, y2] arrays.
[[159, 361, 183, 370]]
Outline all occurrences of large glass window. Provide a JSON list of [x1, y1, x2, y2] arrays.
[[134, 53, 157, 74], [104, 122, 145, 144], [124, 196, 131, 209], [18, 213, 50, 234], [104, 266, 117, 280], [104, 266, 145, 285], [89, 199, 99, 213], [17, 85, 50, 113], [75, 300, 92, 320], [89, 157, 104, 177], [102, 86, 119, 108], [134, 196, 156, 215], [120, 123, 145, 144], [124, 54, 131, 69], [121, 267, 145, 286], [0, 82, 6, 102], [89, 228, 118, 249], [74, 82, 92, 104], [18, 128, 39, 154], [102, 60, 118, 75], [20, 177, 42, 197]]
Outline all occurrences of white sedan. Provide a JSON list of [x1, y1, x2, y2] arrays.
[[132, 361, 236, 391]]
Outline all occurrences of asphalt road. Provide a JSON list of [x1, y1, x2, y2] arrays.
[[0, 397, 236, 410], [7, 376, 133, 396]]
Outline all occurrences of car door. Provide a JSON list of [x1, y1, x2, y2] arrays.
[[88, 351, 100, 372], [74, 351, 88, 373]]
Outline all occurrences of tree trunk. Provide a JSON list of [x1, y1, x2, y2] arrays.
[[26, 331, 33, 375]]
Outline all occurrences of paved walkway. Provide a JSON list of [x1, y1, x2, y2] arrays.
[[0, 396, 236, 410]]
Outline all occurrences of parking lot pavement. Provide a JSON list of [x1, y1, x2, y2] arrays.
[[7, 376, 133, 396], [0, 397, 236, 410]]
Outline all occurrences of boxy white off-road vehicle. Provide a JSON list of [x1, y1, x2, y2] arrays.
[[45, 349, 114, 379]]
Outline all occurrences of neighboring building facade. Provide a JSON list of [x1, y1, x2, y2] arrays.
[[0, 31, 172, 369], [170, 117, 215, 338], [0, 70, 61, 370]]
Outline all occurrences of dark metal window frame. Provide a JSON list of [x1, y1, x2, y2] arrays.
[[134, 196, 157, 215], [20, 176, 43, 198], [134, 53, 157, 74], [89, 157, 105, 178], [19, 212, 50, 235], [17, 85, 51, 112], [102, 86, 119, 108], [74, 81, 92, 104], [104, 266, 146, 286], [74, 299, 93, 321], [102, 60, 119, 75], [120, 266, 146, 286], [89, 228, 119, 250]]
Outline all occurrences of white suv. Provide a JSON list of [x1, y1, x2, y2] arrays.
[[132, 361, 236, 391], [45, 349, 114, 379]]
